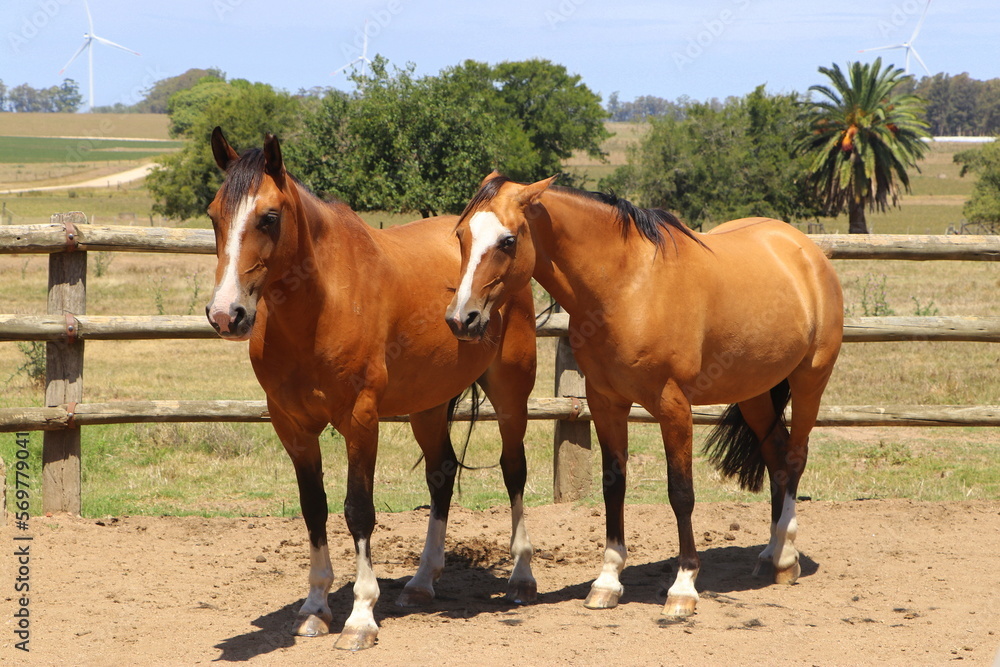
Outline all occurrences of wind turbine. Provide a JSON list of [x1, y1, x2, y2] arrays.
[[332, 19, 372, 81], [58, 0, 141, 111], [859, 0, 932, 75]]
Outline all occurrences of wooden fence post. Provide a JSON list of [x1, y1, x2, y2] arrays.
[[43, 212, 87, 515], [552, 306, 591, 502]]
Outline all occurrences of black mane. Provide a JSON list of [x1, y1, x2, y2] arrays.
[[463, 174, 701, 249], [218, 147, 329, 216], [556, 186, 702, 248]]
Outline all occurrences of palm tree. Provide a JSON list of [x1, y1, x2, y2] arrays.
[[798, 58, 930, 234]]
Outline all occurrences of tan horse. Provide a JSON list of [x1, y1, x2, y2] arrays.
[[446, 174, 843, 619], [204, 131, 538, 650]]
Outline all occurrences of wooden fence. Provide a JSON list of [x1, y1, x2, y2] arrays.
[[2, 213, 999, 512]]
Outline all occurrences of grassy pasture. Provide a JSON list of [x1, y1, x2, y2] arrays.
[[1, 124, 999, 518], [0, 112, 175, 192], [0, 136, 181, 163]]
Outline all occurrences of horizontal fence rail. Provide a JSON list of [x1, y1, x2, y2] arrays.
[[2, 218, 999, 511], [2, 400, 999, 433], [4, 313, 1000, 343], [3, 223, 1000, 260]]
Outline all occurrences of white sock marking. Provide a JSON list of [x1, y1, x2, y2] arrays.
[[407, 516, 447, 594]]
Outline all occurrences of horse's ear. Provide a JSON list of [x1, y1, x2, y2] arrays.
[[516, 175, 557, 206], [263, 133, 284, 178], [479, 170, 503, 188], [211, 126, 239, 171]]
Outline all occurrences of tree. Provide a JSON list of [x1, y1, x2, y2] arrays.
[[955, 139, 1000, 225], [52, 79, 83, 112], [797, 59, 930, 234], [7, 84, 40, 112], [146, 78, 299, 220], [601, 86, 821, 226], [490, 59, 609, 181], [288, 59, 516, 217], [288, 58, 610, 216]]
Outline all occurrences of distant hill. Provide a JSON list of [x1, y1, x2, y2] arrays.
[[92, 68, 224, 114]]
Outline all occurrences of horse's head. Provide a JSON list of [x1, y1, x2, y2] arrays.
[[445, 172, 556, 341], [205, 127, 293, 341]]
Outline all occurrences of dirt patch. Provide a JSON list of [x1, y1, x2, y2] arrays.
[[3, 500, 999, 665]]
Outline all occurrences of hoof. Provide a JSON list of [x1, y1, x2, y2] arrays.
[[505, 579, 537, 605], [583, 587, 621, 610], [396, 586, 434, 608], [774, 559, 801, 585], [662, 595, 697, 619], [334, 625, 378, 651], [292, 613, 331, 637]]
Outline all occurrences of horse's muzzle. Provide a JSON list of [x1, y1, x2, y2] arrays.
[[445, 310, 488, 342], [206, 302, 254, 341]]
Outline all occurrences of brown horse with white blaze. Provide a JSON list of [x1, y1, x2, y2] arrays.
[[446, 173, 843, 619], [205, 131, 538, 650]]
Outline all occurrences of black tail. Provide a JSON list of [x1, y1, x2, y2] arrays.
[[410, 384, 482, 477], [448, 383, 487, 494], [447, 383, 480, 464], [702, 380, 791, 492]]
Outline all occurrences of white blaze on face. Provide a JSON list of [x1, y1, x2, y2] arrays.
[[453, 211, 509, 316], [210, 194, 258, 313]]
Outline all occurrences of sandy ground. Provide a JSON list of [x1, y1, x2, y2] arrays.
[[2, 499, 999, 666], [0, 164, 154, 194]]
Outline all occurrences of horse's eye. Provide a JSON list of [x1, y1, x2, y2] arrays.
[[499, 235, 516, 250], [259, 212, 279, 229]]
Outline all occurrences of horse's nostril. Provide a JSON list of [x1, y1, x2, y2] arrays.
[[464, 311, 480, 327], [232, 305, 247, 330]]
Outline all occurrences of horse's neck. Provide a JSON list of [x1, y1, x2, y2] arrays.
[[529, 190, 649, 316], [272, 189, 380, 314]]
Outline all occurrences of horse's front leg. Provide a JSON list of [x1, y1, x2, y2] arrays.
[[334, 396, 382, 651], [397, 404, 458, 607], [657, 390, 700, 619], [269, 408, 333, 637], [480, 352, 537, 604], [583, 385, 632, 609]]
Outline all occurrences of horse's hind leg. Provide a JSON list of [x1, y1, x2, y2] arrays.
[[741, 367, 834, 585], [734, 392, 793, 580], [769, 369, 833, 584], [479, 345, 537, 604], [396, 403, 458, 607], [269, 407, 333, 637]]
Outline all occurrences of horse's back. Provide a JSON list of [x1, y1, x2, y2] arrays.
[[702, 218, 836, 283]]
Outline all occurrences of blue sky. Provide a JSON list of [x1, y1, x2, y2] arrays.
[[1, 0, 998, 110]]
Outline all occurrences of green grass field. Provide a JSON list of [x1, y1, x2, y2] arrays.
[[0, 136, 181, 163], [1, 119, 998, 519]]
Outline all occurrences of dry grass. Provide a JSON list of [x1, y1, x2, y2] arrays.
[[0, 112, 170, 140]]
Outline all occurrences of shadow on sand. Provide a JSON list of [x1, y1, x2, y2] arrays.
[[213, 544, 818, 660]]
